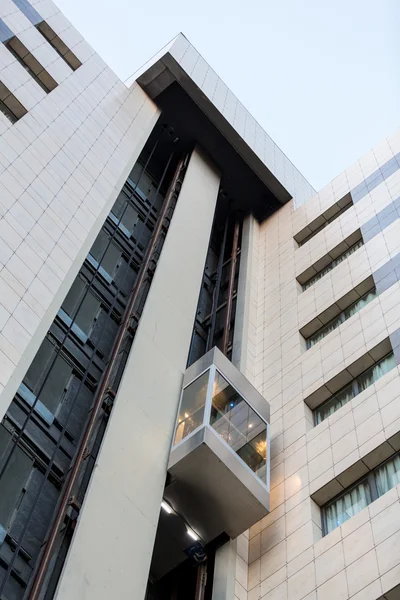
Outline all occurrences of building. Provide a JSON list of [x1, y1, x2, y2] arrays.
[[0, 0, 399, 599]]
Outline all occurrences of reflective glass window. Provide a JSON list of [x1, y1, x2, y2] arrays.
[[111, 192, 139, 236], [0, 426, 32, 529], [174, 371, 209, 445], [315, 383, 355, 425], [375, 454, 400, 496], [303, 239, 363, 291], [24, 339, 72, 413], [210, 372, 267, 482], [323, 452, 400, 535], [308, 289, 376, 348], [324, 480, 371, 533], [89, 230, 121, 279], [315, 353, 396, 424], [61, 278, 100, 336]]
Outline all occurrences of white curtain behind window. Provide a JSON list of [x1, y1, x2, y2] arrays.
[[375, 455, 400, 496], [315, 384, 354, 424], [325, 481, 371, 533], [358, 353, 396, 392]]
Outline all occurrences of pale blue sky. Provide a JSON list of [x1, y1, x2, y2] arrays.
[[56, 0, 399, 191]]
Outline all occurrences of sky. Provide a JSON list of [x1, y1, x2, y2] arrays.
[[55, 0, 399, 191]]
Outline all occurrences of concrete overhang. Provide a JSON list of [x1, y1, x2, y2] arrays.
[[128, 34, 315, 207]]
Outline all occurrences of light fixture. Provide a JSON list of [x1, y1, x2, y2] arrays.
[[187, 528, 199, 541], [248, 423, 253, 429], [184, 412, 189, 419], [161, 500, 172, 514]]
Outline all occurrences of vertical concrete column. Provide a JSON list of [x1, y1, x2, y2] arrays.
[[232, 214, 260, 384], [212, 540, 237, 600], [54, 146, 221, 600], [223, 215, 260, 600]]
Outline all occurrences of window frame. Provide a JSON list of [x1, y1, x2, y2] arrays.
[[321, 451, 399, 536], [0, 81, 27, 123], [6, 36, 57, 94], [297, 200, 353, 246], [314, 352, 396, 425], [36, 21, 82, 71], [294, 193, 353, 247], [306, 288, 377, 349], [302, 238, 363, 291]]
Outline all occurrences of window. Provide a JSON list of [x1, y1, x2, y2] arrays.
[[23, 338, 72, 414], [306, 288, 377, 348], [110, 192, 139, 238], [36, 21, 81, 70], [0, 81, 27, 123], [0, 425, 33, 531], [295, 193, 353, 246], [302, 237, 363, 291], [61, 277, 100, 338], [322, 452, 400, 534], [314, 353, 396, 424], [88, 230, 122, 281], [174, 371, 209, 445], [210, 371, 267, 482], [6, 36, 57, 93]]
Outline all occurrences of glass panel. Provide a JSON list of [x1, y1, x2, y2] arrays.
[[0, 425, 33, 529], [315, 383, 355, 425], [325, 480, 371, 533], [357, 353, 396, 392], [333, 239, 362, 267], [24, 338, 54, 394], [174, 371, 209, 445], [303, 263, 334, 290], [304, 239, 363, 290], [308, 289, 376, 348], [61, 278, 100, 335], [344, 290, 376, 319], [308, 314, 343, 347], [24, 339, 72, 413], [315, 353, 396, 424], [111, 192, 139, 235], [210, 372, 267, 482], [89, 230, 121, 279], [375, 454, 400, 496]]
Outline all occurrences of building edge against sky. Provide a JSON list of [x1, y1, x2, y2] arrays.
[[0, 1, 399, 599]]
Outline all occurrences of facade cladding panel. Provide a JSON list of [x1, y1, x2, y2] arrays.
[[0, 1, 398, 600]]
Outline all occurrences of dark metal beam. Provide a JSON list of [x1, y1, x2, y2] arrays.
[[222, 218, 240, 355]]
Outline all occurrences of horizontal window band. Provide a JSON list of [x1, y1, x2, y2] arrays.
[[300, 276, 376, 344], [0, 80, 27, 123], [36, 21, 82, 71], [6, 36, 58, 94], [320, 449, 400, 535], [294, 192, 353, 246], [298, 230, 363, 290], [313, 352, 396, 425], [294, 153, 400, 244], [304, 336, 396, 411], [311, 434, 400, 508]]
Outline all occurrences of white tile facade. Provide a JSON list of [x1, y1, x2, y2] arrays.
[[242, 128, 400, 600], [0, 0, 160, 421], [0, 2, 398, 597]]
